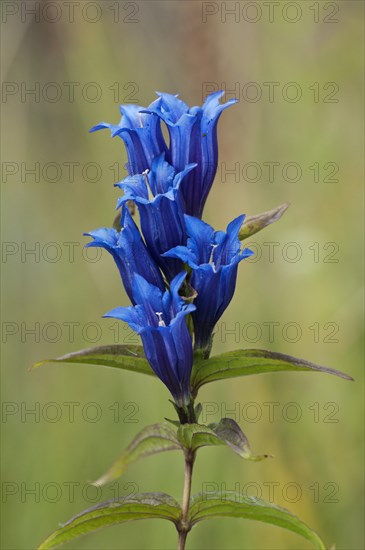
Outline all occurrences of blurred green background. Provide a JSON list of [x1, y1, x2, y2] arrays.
[[1, 1, 364, 549]]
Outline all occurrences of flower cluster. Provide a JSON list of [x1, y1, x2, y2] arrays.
[[87, 92, 253, 406]]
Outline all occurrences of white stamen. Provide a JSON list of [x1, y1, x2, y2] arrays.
[[142, 169, 150, 185], [209, 244, 218, 266], [156, 312, 166, 327], [138, 113, 144, 128], [142, 169, 155, 201]]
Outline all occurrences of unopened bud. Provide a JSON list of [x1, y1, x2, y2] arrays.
[[239, 203, 290, 240]]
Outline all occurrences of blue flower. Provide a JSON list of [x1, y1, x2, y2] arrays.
[[164, 215, 254, 350], [116, 154, 196, 282], [90, 92, 237, 218], [144, 91, 237, 218], [84, 208, 165, 304], [90, 104, 167, 175], [105, 272, 196, 405]]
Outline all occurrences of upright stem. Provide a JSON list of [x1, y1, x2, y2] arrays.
[[177, 450, 195, 550]]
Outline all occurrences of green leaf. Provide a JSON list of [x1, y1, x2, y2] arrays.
[[239, 203, 289, 240], [194, 402, 203, 422], [177, 420, 269, 461], [164, 417, 181, 428], [94, 423, 181, 486], [177, 423, 220, 451], [191, 348, 353, 396], [189, 492, 326, 550], [31, 344, 156, 378], [210, 418, 270, 461], [38, 493, 181, 550]]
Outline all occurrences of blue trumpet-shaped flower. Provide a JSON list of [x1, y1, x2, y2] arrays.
[[84, 209, 165, 304], [164, 215, 254, 350], [144, 91, 237, 218], [90, 92, 237, 218], [90, 104, 167, 175], [105, 272, 196, 405], [116, 154, 197, 282]]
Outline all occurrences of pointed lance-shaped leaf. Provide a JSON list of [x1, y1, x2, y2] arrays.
[[93, 423, 181, 486], [191, 349, 353, 397], [38, 493, 182, 550], [177, 420, 269, 461], [239, 203, 289, 240], [189, 492, 326, 550], [209, 418, 271, 461], [31, 345, 156, 378]]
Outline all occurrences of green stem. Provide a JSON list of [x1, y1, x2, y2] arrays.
[[177, 450, 195, 550]]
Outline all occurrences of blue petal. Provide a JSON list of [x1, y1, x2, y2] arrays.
[[104, 305, 146, 333], [119, 104, 145, 128], [140, 326, 191, 403], [189, 263, 235, 349], [118, 209, 165, 293], [169, 271, 187, 297], [148, 92, 189, 123], [184, 215, 215, 264], [131, 274, 164, 326], [169, 319, 194, 399], [202, 91, 238, 120], [136, 192, 187, 281], [90, 103, 167, 176], [137, 292, 194, 404], [217, 214, 245, 264], [149, 154, 176, 195], [84, 227, 119, 248], [239, 247, 255, 261], [162, 245, 198, 268], [226, 214, 245, 239], [89, 122, 119, 134], [116, 174, 148, 200], [173, 163, 198, 188], [84, 211, 165, 303]]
